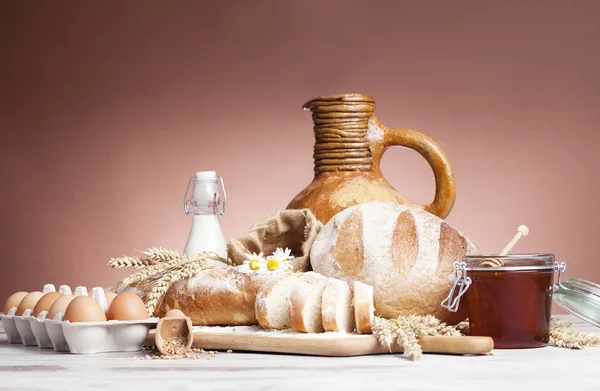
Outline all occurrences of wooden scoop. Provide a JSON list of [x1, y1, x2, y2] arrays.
[[155, 309, 193, 356]]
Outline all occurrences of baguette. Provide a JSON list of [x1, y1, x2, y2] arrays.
[[156, 267, 280, 326]]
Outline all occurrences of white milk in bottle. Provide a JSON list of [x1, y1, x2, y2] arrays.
[[183, 171, 227, 264]]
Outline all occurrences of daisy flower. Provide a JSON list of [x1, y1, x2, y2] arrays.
[[263, 247, 295, 272], [272, 247, 295, 262], [264, 256, 292, 272], [238, 252, 266, 273]]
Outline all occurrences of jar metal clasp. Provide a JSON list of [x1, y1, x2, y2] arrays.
[[554, 261, 567, 289], [441, 262, 472, 312]]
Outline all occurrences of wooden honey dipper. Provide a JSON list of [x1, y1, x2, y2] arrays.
[[479, 225, 529, 267]]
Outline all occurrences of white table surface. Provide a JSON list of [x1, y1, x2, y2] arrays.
[[0, 314, 598, 391]]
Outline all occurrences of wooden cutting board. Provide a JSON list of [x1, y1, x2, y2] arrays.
[[145, 326, 493, 357]]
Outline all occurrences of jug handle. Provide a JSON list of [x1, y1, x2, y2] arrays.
[[382, 123, 456, 219]]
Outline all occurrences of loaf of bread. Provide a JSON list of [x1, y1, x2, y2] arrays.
[[311, 202, 480, 324], [156, 267, 280, 326]]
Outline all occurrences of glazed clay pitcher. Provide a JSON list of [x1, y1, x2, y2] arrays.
[[287, 94, 456, 223]]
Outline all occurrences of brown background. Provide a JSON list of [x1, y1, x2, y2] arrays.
[[1, 1, 599, 313]]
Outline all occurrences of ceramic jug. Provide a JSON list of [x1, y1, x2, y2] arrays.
[[287, 94, 456, 223]]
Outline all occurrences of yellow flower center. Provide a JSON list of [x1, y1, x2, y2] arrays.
[[267, 259, 279, 271], [249, 259, 261, 270]]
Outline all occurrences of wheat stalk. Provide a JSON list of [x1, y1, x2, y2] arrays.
[[142, 260, 209, 316], [396, 325, 422, 360], [550, 317, 600, 349], [396, 314, 462, 337], [372, 317, 396, 349], [372, 315, 600, 360], [108, 256, 156, 269], [121, 258, 188, 286], [455, 320, 470, 335], [119, 252, 225, 316], [372, 315, 465, 361], [372, 316, 423, 360], [142, 247, 184, 262], [144, 276, 173, 317], [107, 247, 185, 269], [109, 248, 227, 317]]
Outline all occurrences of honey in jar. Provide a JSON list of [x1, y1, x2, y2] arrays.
[[442, 254, 564, 349]]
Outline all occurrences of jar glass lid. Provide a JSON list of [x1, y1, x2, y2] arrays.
[[554, 278, 600, 328]]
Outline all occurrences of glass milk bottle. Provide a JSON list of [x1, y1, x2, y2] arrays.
[[183, 171, 227, 260]]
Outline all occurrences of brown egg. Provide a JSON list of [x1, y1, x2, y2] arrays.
[[47, 295, 76, 320], [32, 292, 63, 317], [16, 291, 44, 316], [107, 292, 148, 321], [104, 291, 117, 308], [2, 292, 28, 314], [64, 296, 107, 323]]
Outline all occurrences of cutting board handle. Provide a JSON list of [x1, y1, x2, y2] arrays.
[[419, 336, 494, 355]]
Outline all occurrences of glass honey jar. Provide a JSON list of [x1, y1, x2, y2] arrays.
[[442, 254, 566, 349]]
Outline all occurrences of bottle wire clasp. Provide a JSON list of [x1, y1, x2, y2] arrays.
[[184, 175, 227, 216]]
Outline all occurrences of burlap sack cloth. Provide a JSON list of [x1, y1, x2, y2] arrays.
[[227, 209, 323, 272]]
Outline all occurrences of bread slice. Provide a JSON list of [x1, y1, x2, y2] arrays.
[[255, 273, 301, 329], [289, 272, 328, 333], [321, 279, 355, 333], [353, 281, 374, 334]]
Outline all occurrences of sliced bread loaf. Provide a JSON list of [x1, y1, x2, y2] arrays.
[[321, 278, 355, 333], [289, 272, 328, 333], [353, 281, 374, 334], [255, 273, 301, 329], [156, 267, 280, 326]]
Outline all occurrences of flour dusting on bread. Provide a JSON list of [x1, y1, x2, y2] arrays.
[[311, 202, 480, 324]]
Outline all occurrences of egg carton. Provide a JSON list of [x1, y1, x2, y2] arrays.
[[44, 314, 70, 352], [52, 287, 157, 354], [3, 285, 157, 354], [32, 285, 89, 351], [0, 308, 22, 344], [29, 311, 56, 349], [0, 284, 64, 345], [58, 318, 158, 354]]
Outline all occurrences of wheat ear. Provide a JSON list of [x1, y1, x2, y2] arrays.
[[108, 256, 157, 269], [550, 317, 600, 349], [372, 315, 465, 361], [121, 258, 186, 286], [143, 260, 208, 316], [142, 247, 184, 262]]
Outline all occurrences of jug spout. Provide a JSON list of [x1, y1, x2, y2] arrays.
[[303, 94, 377, 174]]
